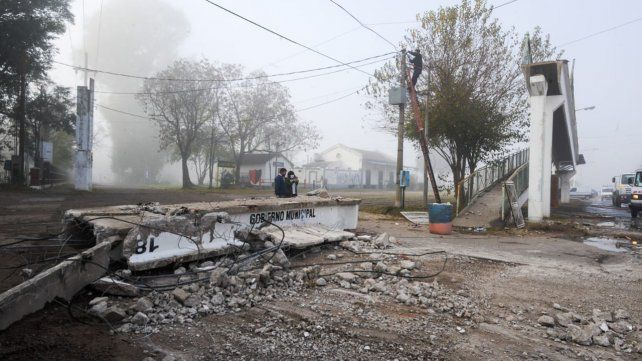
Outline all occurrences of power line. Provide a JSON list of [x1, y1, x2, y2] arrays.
[[559, 16, 642, 47], [96, 86, 365, 120], [493, 0, 520, 9], [96, 104, 152, 119], [296, 85, 365, 103], [95, 0, 104, 70], [81, 0, 86, 51], [328, 0, 397, 50], [91, 56, 393, 95], [201, 0, 374, 77], [262, 26, 362, 68], [297, 88, 362, 111], [52, 52, 393, 83]]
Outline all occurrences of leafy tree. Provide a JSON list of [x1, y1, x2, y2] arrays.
[[51, 130, 74, 170], [26, 84, 75, 167], [138, 59, 222, 188], [523, 26, 564, 63], [0, 0, 73, 182], [368, 0, 561, 193]]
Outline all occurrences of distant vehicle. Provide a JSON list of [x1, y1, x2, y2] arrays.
[[600, 186, 614, 200], [570, 187, 592, 200], [629, 170, 642, 218], [612, 173, 635, 207]]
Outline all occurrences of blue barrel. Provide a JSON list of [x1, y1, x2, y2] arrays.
[[428, 203, 453, 234]]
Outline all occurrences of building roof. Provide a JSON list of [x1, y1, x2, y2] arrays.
[[241, 153, 292, 165], [301, 160, 343, 169], [327, 144, 396, 165]]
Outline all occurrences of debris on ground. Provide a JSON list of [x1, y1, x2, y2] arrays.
[[525, 303, 641, 352], [79, 235, 468, 340]]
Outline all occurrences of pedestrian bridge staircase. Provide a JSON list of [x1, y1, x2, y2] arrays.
[[453, 149, 529, 228]]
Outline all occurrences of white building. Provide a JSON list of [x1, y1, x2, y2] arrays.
[[298, 144, 416, 189], [239, 153, 294, 186]]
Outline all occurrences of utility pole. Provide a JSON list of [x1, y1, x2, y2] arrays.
[[74, 78, 94, 191], [395, 50, 407, 208], [423, 91, 429, 206], [208, 123, 216, 189], [16, 60, 27, 185], [84, 52, 89, 87]]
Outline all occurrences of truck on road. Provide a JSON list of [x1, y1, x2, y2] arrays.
[[629, 170, 642, 218], [612, 173, 635, 207], [570, 187, 594, 200]]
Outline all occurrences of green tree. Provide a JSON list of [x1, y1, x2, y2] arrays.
[[0, 0, 73, 182], [523, 26, 564, 63], [50, 130, 74, 170], [26, 84, 75, 168], [368, 0, 560, 193]]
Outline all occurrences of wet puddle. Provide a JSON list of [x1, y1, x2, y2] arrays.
[[583, 237, 631, 253]]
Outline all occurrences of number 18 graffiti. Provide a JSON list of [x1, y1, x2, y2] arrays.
[[135, 237, 159, 254]]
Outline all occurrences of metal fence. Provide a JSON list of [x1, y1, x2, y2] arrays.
[[456, 149, 529, 216], [501, 162, 529, 221]]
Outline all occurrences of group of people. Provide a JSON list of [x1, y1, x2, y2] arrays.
[[274, 168, 299, 198]]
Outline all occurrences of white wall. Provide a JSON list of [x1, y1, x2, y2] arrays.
[[239, 156, 294, 186], [320, 145, 362, 170]]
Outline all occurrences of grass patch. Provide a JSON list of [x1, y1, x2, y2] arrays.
[[360, 204, 426, 217]]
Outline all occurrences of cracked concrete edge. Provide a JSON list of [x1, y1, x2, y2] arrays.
[[121, 212, 233, 261], [65, 196, 361, 218], [0, 238, 120, 331]]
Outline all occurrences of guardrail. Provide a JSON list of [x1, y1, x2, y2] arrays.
[[501, 162, 529, 221], [455, 149, 529, 216]]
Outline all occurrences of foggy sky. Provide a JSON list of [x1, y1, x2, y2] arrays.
[[49, 0, 642, 189]]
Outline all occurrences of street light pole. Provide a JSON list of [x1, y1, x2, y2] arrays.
[[575, 106, 596, 112]]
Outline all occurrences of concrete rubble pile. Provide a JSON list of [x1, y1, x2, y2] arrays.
[[537, 303, 641, 353], [86, 231, 479, 337], [0, 195, 364, 331]]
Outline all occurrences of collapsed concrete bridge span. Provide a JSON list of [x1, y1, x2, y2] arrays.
[[0, 195, 359, 331], [64, 196, 360, 271]]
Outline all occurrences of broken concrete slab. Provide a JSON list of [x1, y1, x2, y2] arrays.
[[260, 224, 355, 249], [64, 196, 360, 271], [0, 238, 117, 330]]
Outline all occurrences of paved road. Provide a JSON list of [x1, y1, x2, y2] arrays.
[[556, 197, 641, 231]]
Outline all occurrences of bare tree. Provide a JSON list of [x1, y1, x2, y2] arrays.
[[138, 59, 222, 188], [217, 67, 320, 183]]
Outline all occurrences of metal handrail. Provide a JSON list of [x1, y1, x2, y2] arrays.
[[455, 149, 529, 216], [501, 162, 529, 221]]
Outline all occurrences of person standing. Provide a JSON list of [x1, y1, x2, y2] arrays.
[[274, 168, 288, 198], [408, 48, 423, 88], [286, 170, 299, 197]]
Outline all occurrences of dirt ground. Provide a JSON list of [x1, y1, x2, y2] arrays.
[[0, 187, 641, 360]]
